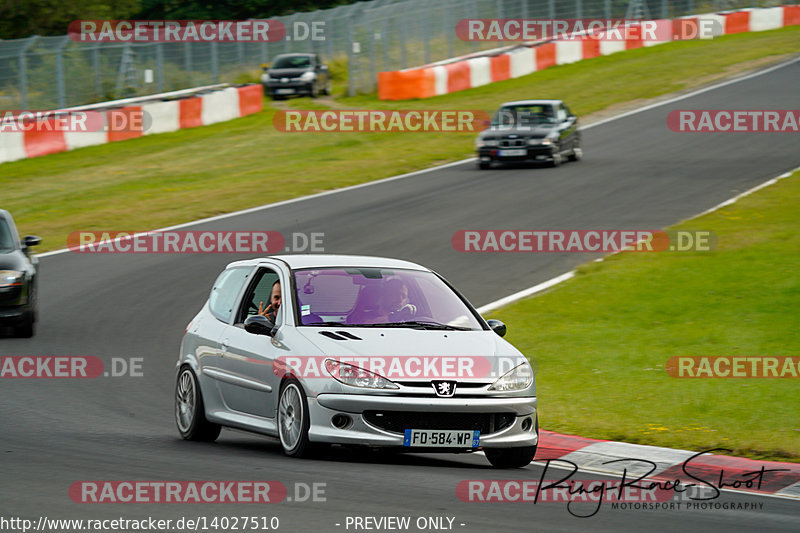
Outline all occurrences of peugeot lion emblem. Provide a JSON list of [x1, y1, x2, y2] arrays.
[[432, 380, 457, 397]]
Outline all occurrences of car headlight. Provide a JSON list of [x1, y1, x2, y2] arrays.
[[488, 363, 533, 392], [325, 359, 399, 390], [260, 73, 271, 83], [300, 71, 316, 82], [0, 270, 24, 287], [476, 138, 498, 148]]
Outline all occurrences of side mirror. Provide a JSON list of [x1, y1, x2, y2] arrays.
[[486, 319, 507, 337], [244, 315, 276, 336], [23, 235, 41, 247], [261, 63, 270, 71]]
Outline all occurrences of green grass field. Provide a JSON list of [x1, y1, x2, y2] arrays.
[[2, 27, 798, 251], [490, 171, 800, 462]]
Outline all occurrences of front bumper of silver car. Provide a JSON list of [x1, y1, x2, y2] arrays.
[[307, 393, 538, 449]]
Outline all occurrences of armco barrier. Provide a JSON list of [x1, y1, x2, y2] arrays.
[[378, 6, 799, 100], [1, 84, 263, 165]]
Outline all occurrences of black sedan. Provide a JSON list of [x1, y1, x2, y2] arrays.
[[261, 53, 331, 99], [0, 209, 40, 337], [475, 99, 582, 169]]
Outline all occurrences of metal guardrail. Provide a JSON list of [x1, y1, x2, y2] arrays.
[[0, 0, 787, 108]]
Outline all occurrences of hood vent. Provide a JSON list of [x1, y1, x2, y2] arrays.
[[318, 331, 363, 341]]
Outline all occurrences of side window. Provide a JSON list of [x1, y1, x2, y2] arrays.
[[209, 267, 250, 323], [563, 104, 574, 117], [556, 105, 567, 122], [237, 268, 281, 324]]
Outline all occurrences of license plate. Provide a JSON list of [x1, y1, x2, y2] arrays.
[[403, 429, 480, 447], [276, 88, 295, 94], [499, 149, 527, 157]]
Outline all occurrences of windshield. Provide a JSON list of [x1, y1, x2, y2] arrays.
[[0, 219, 16, 252], [293, 267, 484, 330], [272, 55, 311, 69], [491, 105, 556, 127]]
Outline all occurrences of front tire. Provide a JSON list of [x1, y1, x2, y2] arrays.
[[175, 366, 221, 442], [568, 139, 582, 162], [14, 311, 34, 338], [485, 445, 537, 468], [278, 379, 312, 457], [478, 161, 491, 170]]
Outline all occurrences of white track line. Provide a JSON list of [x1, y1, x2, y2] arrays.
[[36, 55, 799, 260], [477, 165, 798, 313]]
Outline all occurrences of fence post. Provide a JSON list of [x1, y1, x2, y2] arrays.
[[446, 0, 454, 59], [19, 36, 38, 109], [662, 0, 668, 19], [347, 18, 355, 96], [576, 0, 582, 18], [211, 41, 219, 82], [92, 44, 101, 100], [548, 0, 555, 19], [55, 36, 70, 108], [605, 0, 611, 19], [384, 16, 391, 71], [156, 43, 164, 92], [369, 24, 376, 91]]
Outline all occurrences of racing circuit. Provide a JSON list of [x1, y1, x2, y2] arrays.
[[1, 58, 799, 531]]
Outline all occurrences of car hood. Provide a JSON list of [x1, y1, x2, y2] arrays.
[[267, 68, 310, 78], [0, 250, 30, 271], [479, 125, 555, 138], [292, 327, 526, 381]]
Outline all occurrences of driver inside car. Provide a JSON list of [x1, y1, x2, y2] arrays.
[[369, 279, 416, 323]]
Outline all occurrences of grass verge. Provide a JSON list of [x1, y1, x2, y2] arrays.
[[2, 27, 798, 251], [490, 170, 800, 462]]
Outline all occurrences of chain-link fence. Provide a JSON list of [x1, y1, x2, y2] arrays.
[[0, 0, 785, 108]]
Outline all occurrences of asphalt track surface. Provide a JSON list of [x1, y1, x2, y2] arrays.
[[2, 59, 799, 532]]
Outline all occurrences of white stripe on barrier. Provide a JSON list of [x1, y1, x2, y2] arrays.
[[467, 57, 492, 88], [698, 13, 726, 39], [64, 125, 107, 151], [555, 41, 583, 65], [201, 87, 241, 126], [599, 40, 626, 55], [750, 7, 784, 32], [142, 100, 180, 135], [433, 66, 448, 96], [0, 131, 26, 163], [509, 47, 536, 78]]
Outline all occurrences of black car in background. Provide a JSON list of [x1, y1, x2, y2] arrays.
[[0, 210, 40, 337], [475, 99, 582, 169], [261, 53, 331, 99]]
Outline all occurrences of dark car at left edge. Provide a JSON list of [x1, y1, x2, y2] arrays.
[[0, 209, 40, 337]]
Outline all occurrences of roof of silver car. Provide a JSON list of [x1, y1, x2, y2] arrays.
[[500, 99, 562, 106], [227, 254, 429, 271]]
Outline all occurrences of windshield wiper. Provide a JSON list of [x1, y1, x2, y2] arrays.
[[304, 321, 349, 327], [367, 321, 472, 331]]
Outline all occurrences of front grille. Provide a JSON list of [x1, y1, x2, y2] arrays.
[[364, 411, 515, 435], [499, 138, 526, 148]]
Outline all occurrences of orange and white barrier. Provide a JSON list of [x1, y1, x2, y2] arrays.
[[378, 6, 799, 100], [0, 84, 263, 164]]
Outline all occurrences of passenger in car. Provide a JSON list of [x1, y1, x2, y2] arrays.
[[257, 280, 281, 322]]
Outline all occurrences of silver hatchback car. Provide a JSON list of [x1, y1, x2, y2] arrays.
[[175, 255, 538, 468]]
